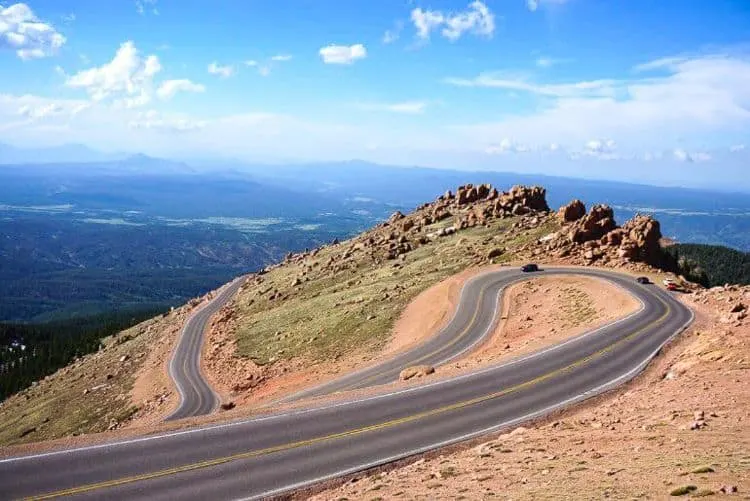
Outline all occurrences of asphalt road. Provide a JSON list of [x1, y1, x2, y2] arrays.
[[0, 268, 693, 500], [165, 277, 245, 421]]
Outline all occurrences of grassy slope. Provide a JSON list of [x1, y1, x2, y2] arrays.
[[0, 309, 186, 447], [232, 214, 559, 366]]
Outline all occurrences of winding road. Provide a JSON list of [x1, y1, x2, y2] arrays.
[[0, 267, 693, 500], [166, 277, 245, 421]]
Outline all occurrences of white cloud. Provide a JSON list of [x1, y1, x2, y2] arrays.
[[447, 53, 750, 151], [244, 60, 258, 67], [445, 73, 618, 98], [0, 3, 66, 59], [535, 56, 569, 68], [135, 0, 158, 16], [207, 62, 234, 78], [129, 110, 205, 133], [319, 44, 367, 65], [383, 20, 404, 44], [486, 138, 530, 154], [527, 0, 571, 12], [66, 41, 161, 108], [61, 13, 76, 23], [633, 56, 687, 73], [18, 102, 63, 120], [729, 144, 745, 153], [356, 101, 427, 114], [270, 54, 292, 62], [1, 94, 91, 131], [156, 79, 205, 100], [582, 139, 618, 159], [673, 148, 711, 163], [411, 1, 494, 41]]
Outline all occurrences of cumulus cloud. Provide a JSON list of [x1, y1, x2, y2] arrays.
[[319, 44, 367, 65], [156, 79, 205, 100], [576, 139, 620, 159], [207, 62, 234, 78], [485, 138, 530, 154], [66, 41, 161, 108], [0, 3, 66, 59], [411, 1, 494, 41], [270, 54, 292, 62], [17, 102, 63, 120], [356, 101, 427, 114], [673, 149, 711, 163], [730, 144, 746, 153]]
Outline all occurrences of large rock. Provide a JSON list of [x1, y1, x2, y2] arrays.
[[619, 215, 663, 265], [399, 365, 435, 381], [558, 199, 586, 223], [569, 204, 617, 243]]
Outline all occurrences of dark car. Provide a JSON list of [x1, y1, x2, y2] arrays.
[[636, 276, 650, 284], [521, 263, 539, 273]]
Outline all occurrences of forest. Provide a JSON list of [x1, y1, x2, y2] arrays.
[[666, 243, 750, 288], [0, 308, 165, 401]]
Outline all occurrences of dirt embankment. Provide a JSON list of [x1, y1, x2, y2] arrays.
[[307, 286, 750, 501]]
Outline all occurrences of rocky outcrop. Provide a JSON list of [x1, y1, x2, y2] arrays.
[[568, 204, 617, 243], [540, 201, 666, 268], [278, 183, 552, 279], [558, 199, 586, 223]]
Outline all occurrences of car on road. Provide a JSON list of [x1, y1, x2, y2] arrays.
[[636, 276, 650, 284], [521, 263, 539, 272]]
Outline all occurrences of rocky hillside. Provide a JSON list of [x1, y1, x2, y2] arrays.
[[201, 184, 674, 410], [0, 183, 679, 447]]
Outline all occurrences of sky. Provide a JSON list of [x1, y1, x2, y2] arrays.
[[1, 0, 749, 190]]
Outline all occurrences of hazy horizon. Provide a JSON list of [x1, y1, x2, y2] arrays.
[[2, 1, 749, 191]]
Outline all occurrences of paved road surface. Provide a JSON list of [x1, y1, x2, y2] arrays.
[[165, 277, 245, 421], [0, 268, 693, 500]]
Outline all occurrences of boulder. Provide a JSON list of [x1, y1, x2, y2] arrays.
[[399, 365, 435, 381], [558, 199, 586, 222], [487, 248, 504, 259]]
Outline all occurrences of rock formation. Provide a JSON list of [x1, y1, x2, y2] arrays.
[[543, 201, 666, 267]]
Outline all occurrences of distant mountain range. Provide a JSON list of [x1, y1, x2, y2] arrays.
[[1, 145, 748, 321], [0, 142, 127, 164]]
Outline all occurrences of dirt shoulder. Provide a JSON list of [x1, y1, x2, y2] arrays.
[[306, 286, 750, 501]]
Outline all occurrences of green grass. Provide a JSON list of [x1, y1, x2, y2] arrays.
[[0, 312, 183, 446], [233, 215, 558, 365]]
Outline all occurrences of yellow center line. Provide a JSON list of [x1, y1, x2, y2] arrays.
[[26, 295, 672, 500], [338, 281, 492, 391]]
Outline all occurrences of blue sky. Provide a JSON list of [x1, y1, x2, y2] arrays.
[[1, 0, 749, 190]]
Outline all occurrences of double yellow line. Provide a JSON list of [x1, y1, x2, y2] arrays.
[[338, 279, 494, 392], [27, 294, 671, 500]]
